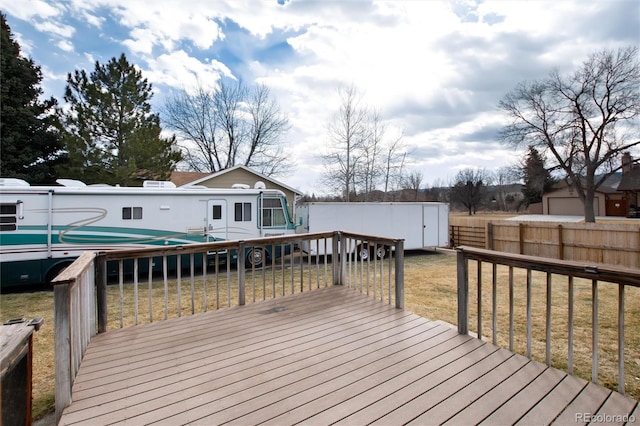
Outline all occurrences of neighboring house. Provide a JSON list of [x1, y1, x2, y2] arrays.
[[170, 166, 303, 218], [617, 152, 640, 217], [541, 152, 639, 217]]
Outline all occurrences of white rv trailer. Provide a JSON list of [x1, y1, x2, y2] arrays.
[[0, 178, 296, 289], [295, 202, 449, 258]]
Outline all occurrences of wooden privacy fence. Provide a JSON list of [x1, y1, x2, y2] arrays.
[[457, 245, 640, 396], [488, 221, 640, 269], [450, 219, 640, 269], [50, 231, 404, 423]]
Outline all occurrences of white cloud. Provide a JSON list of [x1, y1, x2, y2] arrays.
[[0, 0, 62, 21], [56, 39, 74, 52], [2, 0, 637, 194], [143, 50, 233, 94], [106, 2, 223, 54]]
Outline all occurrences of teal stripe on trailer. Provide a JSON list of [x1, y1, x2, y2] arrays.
[[0, 226, 209, 247]]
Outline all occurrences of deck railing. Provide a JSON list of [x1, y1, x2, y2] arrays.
[[51, 231, 404, 422], [456, 245, 640, 396], [51, 251, 97, 424]]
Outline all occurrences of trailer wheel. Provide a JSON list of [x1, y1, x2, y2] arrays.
[[375, 245, 390, 259], [356, 245, 371, 261], [246, 247, 266, 269]]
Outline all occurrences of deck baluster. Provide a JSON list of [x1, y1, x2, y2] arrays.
[[546, 272, 552, 365]]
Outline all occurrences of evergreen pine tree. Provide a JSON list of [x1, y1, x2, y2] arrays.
[[521, 146, 555, 206], [0, 13, 66, 183], [58, 53, 181, 185]]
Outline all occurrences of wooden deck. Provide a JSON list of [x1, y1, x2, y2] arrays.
[[60, 286, 638, 425]]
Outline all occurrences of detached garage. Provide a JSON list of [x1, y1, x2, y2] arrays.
[[542, 179, 620, 217], [544, 192, 602, 216]]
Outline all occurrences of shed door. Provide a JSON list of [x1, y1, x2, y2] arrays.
[[207, 200, 227, 242]]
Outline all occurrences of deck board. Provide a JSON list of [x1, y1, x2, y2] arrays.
[[59, 286, 639, 425]]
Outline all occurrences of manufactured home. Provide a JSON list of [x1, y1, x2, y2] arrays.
[[0, 178, 296, 289], [295, 202, 449, 259]]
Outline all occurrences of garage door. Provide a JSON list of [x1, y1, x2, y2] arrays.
[[547, 197, 600, 216]]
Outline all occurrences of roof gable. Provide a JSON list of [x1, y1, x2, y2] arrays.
[[176, 166, 302, 195], [170, 171, 211, 187]]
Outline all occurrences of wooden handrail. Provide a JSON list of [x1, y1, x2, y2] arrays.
[[456, 245, 637, 395], [457, 246, 640, 286]]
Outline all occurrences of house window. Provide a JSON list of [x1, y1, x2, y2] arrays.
[[261, 198, 287, 227], [122, 207, 143, 220], [0, 204, 17, 231], [234, 202, 251, 221]]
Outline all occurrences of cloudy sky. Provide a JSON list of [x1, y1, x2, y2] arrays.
[[2, 0, 638, 194]]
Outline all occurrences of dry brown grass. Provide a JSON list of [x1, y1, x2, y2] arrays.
[[0, 290, 56, 419], [2, 250, 638, 420]]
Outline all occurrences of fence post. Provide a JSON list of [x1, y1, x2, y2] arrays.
[[558, 224, 564, 260], [394, 240, 404, 309], [457, 248, 469, 335], [519, 223, 525, 254], [96, 254, 107, 334], [238, 241, 246, 305], [487, 222, 494, 250]]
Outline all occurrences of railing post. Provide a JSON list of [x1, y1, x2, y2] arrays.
[[96, 254, 107, 334], [457, 248, 469, 335], [332, 232, 341, 285], [394, 240, 404, 309], [618, 283, 625, 395], [53, 282, 71, 425], [238, 241, 246, 305]]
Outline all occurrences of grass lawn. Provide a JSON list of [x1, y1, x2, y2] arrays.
[[1, 250, 638, 420]]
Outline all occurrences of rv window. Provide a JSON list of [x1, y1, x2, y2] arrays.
[[212, 205, 222, 220], [122, 207, 143, 220], [0, 204, 17, 231], [261, 198, 286, 227], [234, 202, 251, 222]]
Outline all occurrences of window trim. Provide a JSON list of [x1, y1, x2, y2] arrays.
[[0, 203, 18, 231], [122, 206, 143, 220]]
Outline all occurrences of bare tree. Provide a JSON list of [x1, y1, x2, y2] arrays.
[[358, 109, 385, 200], [212, 80, 245, 170], [404, 169, 424, 201], [450, 168, 489, 215], [162, 79, 292, 176], [162, 84, 218, 172], [244, 83, 292, 176], [322, 84, 409, 201], [499, 46, 640, 222], [321, 85, 369, 201], [492, 166, 521, 211], [382, 132, 407, 200]]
